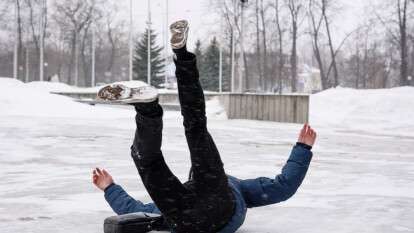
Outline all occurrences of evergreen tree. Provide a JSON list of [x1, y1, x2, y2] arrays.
[[194, 39, 203, 63], [194, 39, 206, 84], [201, 37, 221, 91], [133, 28, 165, 87], [222, 52, 231, 92]]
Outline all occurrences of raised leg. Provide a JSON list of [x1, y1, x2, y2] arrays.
[[174, 49, 235, 232], [174, 50, 229, 191], [130, 101, 194, 230]]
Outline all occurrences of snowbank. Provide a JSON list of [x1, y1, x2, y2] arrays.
[[1, 78, 413, 135], [0, 78, 133, 119], [0, 78, 223, 119], [310, 87, 414, 135], [25, 81, 75, 92], [206, 97, 227, 120]]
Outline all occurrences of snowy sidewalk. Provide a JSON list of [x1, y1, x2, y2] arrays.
[[0, 79, 413, 232], [0, 112, 413, 233]]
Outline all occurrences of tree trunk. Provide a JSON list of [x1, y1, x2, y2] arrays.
[[287, 0, 300, 93], [229, 29, 234, 91], [322, 0, 339, 87], [69, 30, 76, 85], [27, 0, 40, 81], [260, 0, 268, 92], [16, 0, 23, 80], [291, 22, 298, 93], [81, 26, 91, 87], [243, 50, 249, 92], [275, 0, 284, 94], [400, 33, 408, 86], [75, 30, 80, 86], [309, 0, 327, 89], [255, 0, 263, 91], [107, 27, 116, 72], [362, 43, 368, 89], [355, 47, 361, 89], [313, 38, 327, 89], [398, 0, 409, 86]]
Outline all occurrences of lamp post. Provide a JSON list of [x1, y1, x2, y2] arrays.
[[129, 0, 133, 81], [219, 20, 223, 93], [239, 0, 248, 93], [13, 0, 18, 79], [39, 0, 46, 81], [230, 1, 237, 93], [164, 0, 169, 88], [91, 23, 96, 87], [147, 0, 152, 85], [44, 62, 48, 80], [25, 47, 29, 82]]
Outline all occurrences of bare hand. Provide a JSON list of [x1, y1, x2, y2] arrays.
[[298, 124, 317, 147], [92, 168, 114, 191]]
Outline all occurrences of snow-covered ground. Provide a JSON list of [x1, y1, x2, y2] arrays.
[[0, 78, 413, 233]]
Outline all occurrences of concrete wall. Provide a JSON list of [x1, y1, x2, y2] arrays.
[[52, 91, 218, 104], [52, 91, 309, 123], [218, 93, 309, 124], [158, 93, 218, 104]]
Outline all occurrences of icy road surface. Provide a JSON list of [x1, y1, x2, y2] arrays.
[[0, 109, 413, 233]]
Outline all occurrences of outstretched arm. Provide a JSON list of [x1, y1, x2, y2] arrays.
[[92, 168, 159, 215], [239, 124, 316, 208]]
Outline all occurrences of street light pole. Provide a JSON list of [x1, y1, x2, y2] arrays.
[[25, 47, 29, 82], [239, 0, 247, 93], [91, 22, 96, 87], [129, 0, 133, 81], [164, 0, 169, 87], [13, 0, 18, 79], [147, 0, 152, 85], [219, 21, 223, 93], [39, 0, 46, 81], [230, 1, 236, 93]]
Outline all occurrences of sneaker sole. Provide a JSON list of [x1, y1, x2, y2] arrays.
[[170, 20, 189, 49], [97, 84, 158, 104]]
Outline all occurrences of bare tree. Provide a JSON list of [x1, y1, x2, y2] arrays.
[[286, 0, 305, 92], [0, 1, 8, 22], [53, 0, 96, 86], [218, 0, 249, 91], [25, 0, 48, 81], [15, 0, 24, 80], [321, 0, 339, 86], [397, 0, 409, 86], [80, 20, 93, 86], [218, 0, 237, 91], [255, 0, 263, 90], [344, 23, 394, 89], [308, 0, 328, 89], [375, 0, 410, 86], [273, 0, 285, 94], [101, 2, 124, 74], [259, 0, 269, 91]]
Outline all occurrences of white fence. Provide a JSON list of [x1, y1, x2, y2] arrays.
[[52, 91, 309, 123]]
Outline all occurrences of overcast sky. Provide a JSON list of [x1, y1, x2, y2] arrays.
[[123, 0, 370, 49], [123, 0, 218, 49], [0, 0, 374, 50]]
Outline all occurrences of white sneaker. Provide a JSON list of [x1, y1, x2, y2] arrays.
[[97, 81, 158, 104], [170, 20, 189, 50]]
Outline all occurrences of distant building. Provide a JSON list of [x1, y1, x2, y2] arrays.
[[50, 74, 60, 83], [298, 64, 322, 94], [158, 61, 177, 90]]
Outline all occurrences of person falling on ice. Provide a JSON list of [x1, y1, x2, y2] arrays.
[[92, 20, 317, 233]]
